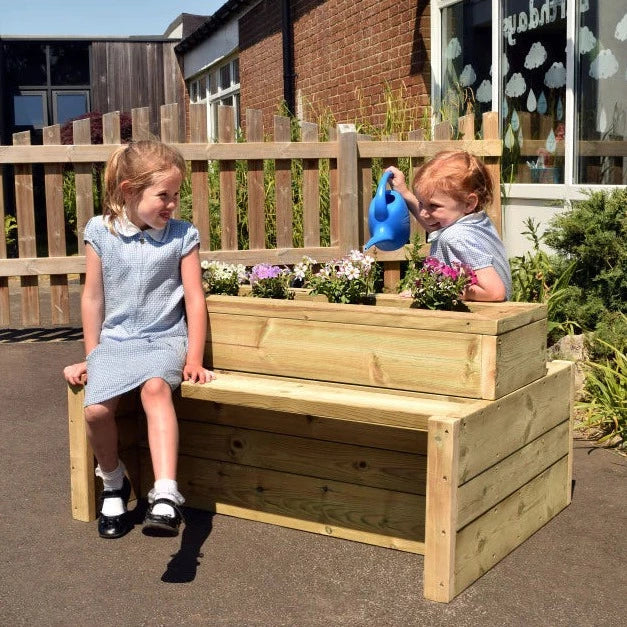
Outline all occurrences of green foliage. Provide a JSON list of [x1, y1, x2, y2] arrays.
[[4, 215, 18, 257], [509, 218, 579, 341], [543, 189, 627, 319], [577, 333, 627, 449], [398, 232, 427, 292]]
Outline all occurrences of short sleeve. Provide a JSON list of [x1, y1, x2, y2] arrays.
[[181, 223, 200, 256], [83, 216, 104, 256]]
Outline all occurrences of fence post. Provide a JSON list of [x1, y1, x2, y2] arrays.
[[482, 112, 502, 235], [337, 124, 360, 253]]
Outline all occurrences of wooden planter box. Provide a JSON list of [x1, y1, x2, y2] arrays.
[[204, 294, 548, 400]]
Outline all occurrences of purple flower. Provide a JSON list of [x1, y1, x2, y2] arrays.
[[250, 264, 284, 283]]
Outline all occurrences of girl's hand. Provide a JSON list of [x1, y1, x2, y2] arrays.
[[63, 361, 87, 386], [183, 363, 217, 384]]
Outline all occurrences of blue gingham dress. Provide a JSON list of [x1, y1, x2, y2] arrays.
[[83, 215, 200, 407]]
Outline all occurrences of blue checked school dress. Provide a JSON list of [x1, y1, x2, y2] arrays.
[[82, 214, 200, 407]]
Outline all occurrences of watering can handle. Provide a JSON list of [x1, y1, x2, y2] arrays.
[[374, 170, 394, 221]]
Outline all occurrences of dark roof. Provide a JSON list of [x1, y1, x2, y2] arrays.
[[174, 0, 254, 54]]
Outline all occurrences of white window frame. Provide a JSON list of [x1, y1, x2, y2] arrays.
[[188, 55, 240, 142], [431, 0, 624, 199]]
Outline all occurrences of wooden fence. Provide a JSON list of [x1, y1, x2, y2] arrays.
[[0, 103, 501, 328]]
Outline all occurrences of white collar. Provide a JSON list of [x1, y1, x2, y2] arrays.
[[428, 210, 486, 243], [105, 209, 167, 242]]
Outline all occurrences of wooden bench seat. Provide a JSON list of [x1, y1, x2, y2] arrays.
[[67, 298, 573, 603]]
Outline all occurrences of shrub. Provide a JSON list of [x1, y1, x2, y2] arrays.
[[60, 111, 133, 145]]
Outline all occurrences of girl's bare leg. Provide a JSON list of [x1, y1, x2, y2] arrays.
[[140, 377, 178, 480], [84, 397, 121, 472]]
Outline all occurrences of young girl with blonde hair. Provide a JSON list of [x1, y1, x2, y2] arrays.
[[64, 140, 215, 539], [387, 150, 511, 301]]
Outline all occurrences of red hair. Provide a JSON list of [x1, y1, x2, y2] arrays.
[[412, 150, 493, 211]]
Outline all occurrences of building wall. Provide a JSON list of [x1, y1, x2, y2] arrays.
[[239, 0, 431, 132]]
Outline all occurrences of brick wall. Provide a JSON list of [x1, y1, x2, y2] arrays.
[[240, 0, 431, 133]]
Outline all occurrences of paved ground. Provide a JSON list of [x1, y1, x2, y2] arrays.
[[1, 338, 625, 626]]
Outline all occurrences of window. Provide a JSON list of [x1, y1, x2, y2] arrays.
[[13, 92, 48, 128], [187, 57, 240, 141], [435, 0, 625, 187], [575, 2, 626, 184], [53, 91, 90, 125]]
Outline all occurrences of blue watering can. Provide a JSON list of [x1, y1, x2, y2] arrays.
[[364, 170, 410, 251]]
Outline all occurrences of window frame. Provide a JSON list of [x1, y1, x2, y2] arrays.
[[431, 0, 623, 197]]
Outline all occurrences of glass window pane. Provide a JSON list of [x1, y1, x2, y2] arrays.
[[13, 93, 46, 127], [210, 72, 218, 95], [501, 0, 567, 183], [221, 96, 233, 107], [575, 1, 627, 184], [55, 92, 89, 124], [232, 58, 240, 84], [190, 81, 198, 102], [4, 42, 47, 85], [198, 76, 207, 99], [50, 43, 90, 85], [220, 64, 231, 89], [441, 1, 492, 133]]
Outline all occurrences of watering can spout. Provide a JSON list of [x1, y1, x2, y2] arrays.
[[366, 171, 410, 252]]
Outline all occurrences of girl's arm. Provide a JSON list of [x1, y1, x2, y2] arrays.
[[63, 244, 104, 385], [464, 266, 506, 302], [181, 246, 216, 384]]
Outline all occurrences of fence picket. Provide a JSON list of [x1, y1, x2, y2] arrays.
[[43, 125, 70, 324], [218, 106, 237, 250], [0, 164, 9, 325], [246, 109, 265, 250], [73, 118, 94, 258], [14, 131, 40, 325], [274, 115, 293, 248], [189, 103, 210, 250], [301, 121, 320, 248], [132, 107, 151, 141], [482, 112, 501, 235]]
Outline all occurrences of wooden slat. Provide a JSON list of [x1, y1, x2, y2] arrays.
[[175, 396, 429, 455], [456, 420, 570, 529], [434, 121, 453, 140], [357, 139, 502, 159], [337, 124, 360, 251], [190, 103, 210, 250], [457, 360, 572, 483], [73, 118, 94, 255], [102, 111, 121, 144], [160, 103, 180, 218], [176, 420, 427, 494], [457, 114, 475, 140], [246, 109, 266, 249], [131, 107, 151, 141], [327, 126, 339, 246], [43, 125, 70, 324], [146, 451, 427, 544], [301, 121, 320, 247], [0, 141, 340, 163], [0, 256, 86, 277], [14, 131, 40, 326], [358, 134, 372, 248], [274, 115, 293, 248], [453, 456, 570, 598], [218, 105, 237, 250], [424, 417, 460, 602], [0, 164, 10, 325], [67, 384, 96, 521], [482, 111, 502, 234], [182, 371, 469, 429]]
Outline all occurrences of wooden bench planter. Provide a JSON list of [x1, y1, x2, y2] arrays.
[[67, 296, 573, 603]]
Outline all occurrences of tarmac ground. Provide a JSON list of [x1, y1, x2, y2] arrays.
[[1, 334, 626, 626]]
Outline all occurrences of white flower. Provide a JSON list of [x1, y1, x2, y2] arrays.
[[200, 260, 209, 270]]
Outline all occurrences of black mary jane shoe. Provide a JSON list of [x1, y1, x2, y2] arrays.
[[98, 476, 132, 539], [142, 498, 184, 537]]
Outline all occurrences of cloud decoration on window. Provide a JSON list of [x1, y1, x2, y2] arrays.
[[446, 38, 462, 60], [502, 53, 510, 77], [589, 49, 619, 79], [476, 80, 492, 103], [524, 42, 547, 70], [579, 26, 597, 54], [615, 13, 627, 41], [505, 73, 526, 98], [544, 62, 566, 88], [459, 64, 477, 87]]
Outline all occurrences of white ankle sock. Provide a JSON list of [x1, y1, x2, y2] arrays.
[[150, 479, 184, 518], [95, 462, 127, 517]]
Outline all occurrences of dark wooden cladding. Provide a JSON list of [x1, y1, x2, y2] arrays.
[[90, 41, 185, 140]]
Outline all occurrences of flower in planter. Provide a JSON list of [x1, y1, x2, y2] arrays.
[[201, 260, 247, 296], [292, 255, 318, 287], [410, 256, 477, 311], [249, 263, 294, 299], [306, 250, 378, 304]]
